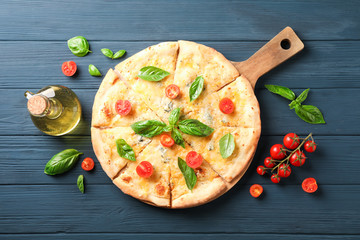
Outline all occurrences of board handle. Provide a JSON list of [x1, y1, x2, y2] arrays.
[[232, 26, 304, 88]]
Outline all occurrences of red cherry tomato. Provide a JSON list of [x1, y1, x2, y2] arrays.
[[186, 151, 203, 168], [136, 161, 153, 178], [264, 157, 275, 168], [302, 177, 318, 193], [115, 100, 132, 116], [270, 144, 286, 160], [62, 61, 77, 76], [278, 163, 291, 178], [219, 98, 235, 114], [160, 134, 175, 148], [165, 84, 180, 99], [256, 165, 266, 175], [290, 150, 306, 167], [283, 133, 300, 150], [250, 184, 263, 198], [81, 157, 95, 171], [271, 174, 281, 184], [304, 140, 317, 153]]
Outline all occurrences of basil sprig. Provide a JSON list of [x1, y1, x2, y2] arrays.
[[178, 157, 197, 190], [88, 64, 102, 77], [265, 85, 325, 124], [178, 119, 214, 137], [189, 76, 204, 102], [138, 66, 170, 81], [219, 133, 235, 159], [77, 175, 85, 194], [101, 48, 126, 59], [116, 139, 136, 161], [172, 128, 185, 148], [131, 120, 167, 138], [168, 107, 181, 126], [44, 149, 83, 175], [67, 36, 91, 57]]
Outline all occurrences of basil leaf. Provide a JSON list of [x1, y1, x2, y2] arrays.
[[101, 48, 113, 58], [168, 107, 180, 126], [296, 88, 310, 104], [265, 84, 296, 101], [172, 128, 185, 148], [131, 120, 166, 138], [219, 133, 235, 159], [178, 157, 197, 190], [189, 76, 204, 102], [116, 139, 136, 161], [113, 50, 126, 59], [88, 64, 102, 77], [178, 119, 214, 137], [295, 105, 326, 124], [138, 66, 170, 81], [44, 149, 83, 175], [289, 100, 300, 110], [163, 125, 173, 132], [77, 175, 85, 194], [67, 36, 91, 57]]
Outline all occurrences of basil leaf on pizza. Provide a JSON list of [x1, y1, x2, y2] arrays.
[[178, 119, 214, 137], [168, 107, 181, 126], [131, 120, 167, 138], [67, 36, 91, 57], [116, 139, 136, 161], [138, 66, 170, 81], [189, 76, 204, 102], [44, 149, 83, 175], [172, 128, 185, 148], [178, 157, 197, 190], [219, 133, 235, 158], [77, 175, 85, 194]]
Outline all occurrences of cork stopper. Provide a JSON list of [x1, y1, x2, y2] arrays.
[[27, 95, 47, 115]]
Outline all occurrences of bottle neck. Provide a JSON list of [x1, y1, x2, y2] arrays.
[[27, 94, 63, 119]]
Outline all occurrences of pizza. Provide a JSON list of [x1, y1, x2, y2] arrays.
[[91, 41, 261, 208]]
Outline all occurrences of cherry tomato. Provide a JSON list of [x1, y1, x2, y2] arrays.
[[136, 161, 153, 178], [256, 165, 266, 175], [264, 157, 275, 168], [271, 174, 281, 184], [304, 140, 317, 153], [219, 98, 235, 114], [160, 134, 175, 148], [186, 151, 203, 168], [250, 184, 263, 198], [302, 177, 318, 193], [115, 100, 132, 116], [290, 150, 306, 167], [62, 61, 77, 76], [270, 144, 286, 160], [278, 163, 291, 178], [81, 157, 95, 171], [283, 133, 300, 150], [165, 84, 180, 99]]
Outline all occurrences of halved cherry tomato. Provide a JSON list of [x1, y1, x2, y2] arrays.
[[302, 177, 318, 193], [304, 140, 317, 153], [250, 184, 263, 198], [115, 100, 131, 116], [264, 157, 275, 168], [81, 157, 95, 171], [136, 161, 153, 178], [256, 165, 266, 175], [160, 134, 175, 148], [283, 133, 300, 150], [278, 163, 291, 178], [219, 98, 235, 114], [62, 61, 77, 76], [271, 174, 281, 184], [165, 84, 180, 99], [290, 150, 306, 167], [270, 144, 286, 160], [186, 151, 203, 168]]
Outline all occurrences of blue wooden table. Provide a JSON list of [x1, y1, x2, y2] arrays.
[[1, 0, 359, 239]]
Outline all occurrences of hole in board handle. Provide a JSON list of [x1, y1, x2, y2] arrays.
[[280, 39, 291, 50]]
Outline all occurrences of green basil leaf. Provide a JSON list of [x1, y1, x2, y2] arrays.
[[265, 84, 296, 101], [67, 36, 91, 57], [131, 120, 167, 138], [172, 128, 185, 148], [88, 64, 102, 77], [289, 100, 300, 110], [295, 105, 326, 124], [295, 88, 310, 104], [168, 107, 181, 126], [138, 66, 170, 81], [163, 125, 173, 132], [116, 139, 136, 161], [189, 76, 204, 102], [77, 175, 85, 194], [101, 48, 113, 58], [44, 149, 83, 175], [113, 50, 126, 59], [219, 133, 235, 159], [178, 119, 214, 137], [178, 157, 197, 190]]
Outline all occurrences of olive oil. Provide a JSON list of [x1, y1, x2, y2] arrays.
[[25, 85, 81, 136]]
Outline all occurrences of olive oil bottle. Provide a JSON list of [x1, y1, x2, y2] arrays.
[[25, 85, 82, 136]]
